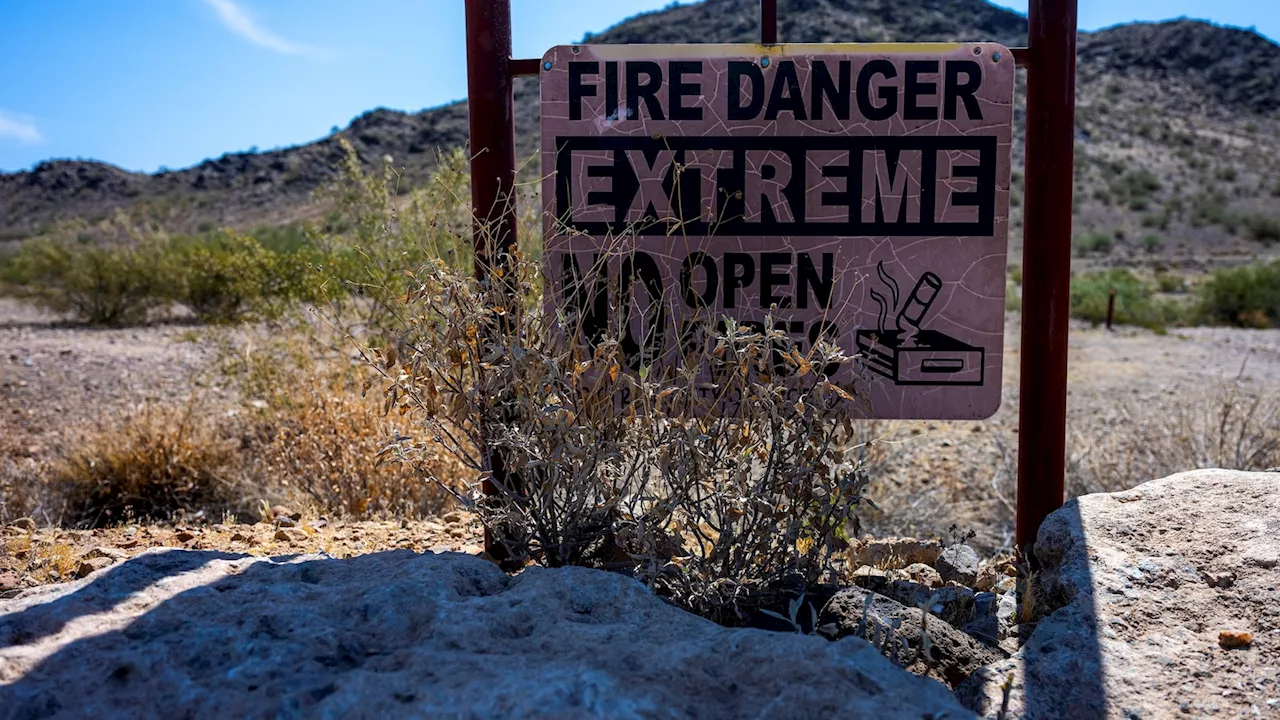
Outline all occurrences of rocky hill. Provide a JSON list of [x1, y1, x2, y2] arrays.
[[2, 0, 1278, 270]]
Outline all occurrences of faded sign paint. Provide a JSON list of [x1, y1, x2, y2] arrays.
[[540, 43, 1014, 419]]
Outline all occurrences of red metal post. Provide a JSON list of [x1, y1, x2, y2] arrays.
[[761, 0, 777, 44], [465, 0, 518, 563], [1016, 0, 1078, 553], [466, 0, 518, 278]]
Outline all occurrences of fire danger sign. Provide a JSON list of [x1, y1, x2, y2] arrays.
[[540, 43, 1014, 419]]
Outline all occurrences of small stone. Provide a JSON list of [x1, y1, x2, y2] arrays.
[[901, 562, 943, 588], [936, 544, 980, 586], [1204, 571, 1235, 589], [993, 575, 1017, 594], [271, 505, 302, 522], [442, 511, 467, 525], [975, 565, 1000, 592], [853, 565, 888, 580], [9, 517, 36, 532], [76, 557, 114, 579], [448, 526, 468, 538], [230, 532, 249, 542], [996, 591, 1018, 624], [274, 516, 298, 528], [174, 531, 197, 543], [86, 547, 127, 561], [275, 528, 308, 543], [847, 537, 942, 569], [1218, 630, 1253, 649], [0, 570, 19, 592]]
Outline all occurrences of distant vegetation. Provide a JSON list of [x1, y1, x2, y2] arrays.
[[2, 139, 1278, 334]]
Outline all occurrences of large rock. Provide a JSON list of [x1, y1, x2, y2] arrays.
[[818, 585, 1005, 689], [0, 549, 974, 719], [957, 469, 1280, 718]]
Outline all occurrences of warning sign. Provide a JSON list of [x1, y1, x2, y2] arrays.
[[540, 43, 1014, 419]]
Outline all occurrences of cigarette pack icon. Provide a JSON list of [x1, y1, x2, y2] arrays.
[[860, 268, 986, 386]]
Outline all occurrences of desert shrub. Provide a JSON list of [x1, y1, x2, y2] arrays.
[[173, 230, 323, 323], [1190, 192, 1236, 231], [1196, 260, 1280, 328], [1154, 271, 1188, 294], [173, 231, 277, 323], [314, 140, 487, 337], [1110, 170, 1161, 202], [1005, 282, 1022, 312], [1069, 384, 1280, 495], [10, 223, 178, 325], [0, 246, 19, 293], [47, 405, 246, 527], [1070, 269, 1182, 331], [1073, 232, 1114, 256], [1242, 214, 1280, 245], [220, 327, 465, 519], [1142, 234, 1163, 253], [364, 240, 881, 619]]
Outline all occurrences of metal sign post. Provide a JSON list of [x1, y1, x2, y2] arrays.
[[1015, 0, 1077, 554], [464, 0, 1078, 558]]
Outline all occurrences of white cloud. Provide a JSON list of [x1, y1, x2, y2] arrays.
[[0, 111, 41, 144], [202, 0, 316, 56]]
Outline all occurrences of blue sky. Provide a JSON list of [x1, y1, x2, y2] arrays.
[[0, 0, 1275, 174]]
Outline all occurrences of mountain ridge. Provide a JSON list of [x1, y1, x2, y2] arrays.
[[2, 0, 1279, 270]]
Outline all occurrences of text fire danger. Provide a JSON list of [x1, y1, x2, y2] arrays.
[[541, 44, 1015, 419]]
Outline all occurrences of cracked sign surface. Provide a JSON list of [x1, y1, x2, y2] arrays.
[[541, 43, 1014, 419]]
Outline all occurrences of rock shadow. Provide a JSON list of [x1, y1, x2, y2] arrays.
[[957, 500, 1108, 718]]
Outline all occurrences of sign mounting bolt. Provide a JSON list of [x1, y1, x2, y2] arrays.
[[543, 61, 553, 71], [760, 57, 770, 67]]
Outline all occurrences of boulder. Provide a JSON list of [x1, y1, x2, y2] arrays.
[[0, 549, 974, 719], [957, 469, 1280, 718], [936, 544, 981, 586], [818, 585, 1005, 688]]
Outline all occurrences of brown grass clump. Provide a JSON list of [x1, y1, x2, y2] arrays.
[[1069, 382, 1280, 495], [229, 333, 468, 520], [48, 404, 246, 527]]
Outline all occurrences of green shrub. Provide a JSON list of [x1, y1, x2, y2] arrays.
[[10, 235, 178, 325], [1070, 269, 1183, 331], [1242, 215, 1280, 246], [174, 232, 272, 323], [1074, 232, 1114, 256], [1005, 283, 1022, 312], [174, 230, 328, 323], [1111, 170, 1161, 201], [1143, 234, 1163, 253], [1155, 271, 1187, 294], [1197, 260, 1280, 328], [1190, 192, 1236, 230]]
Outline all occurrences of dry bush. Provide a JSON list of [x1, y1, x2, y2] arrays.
[[223, 328, 467, 519], [1068, 382, 1280, 495], [360, 236, 883, 620], [45, 404, 249, 527]]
